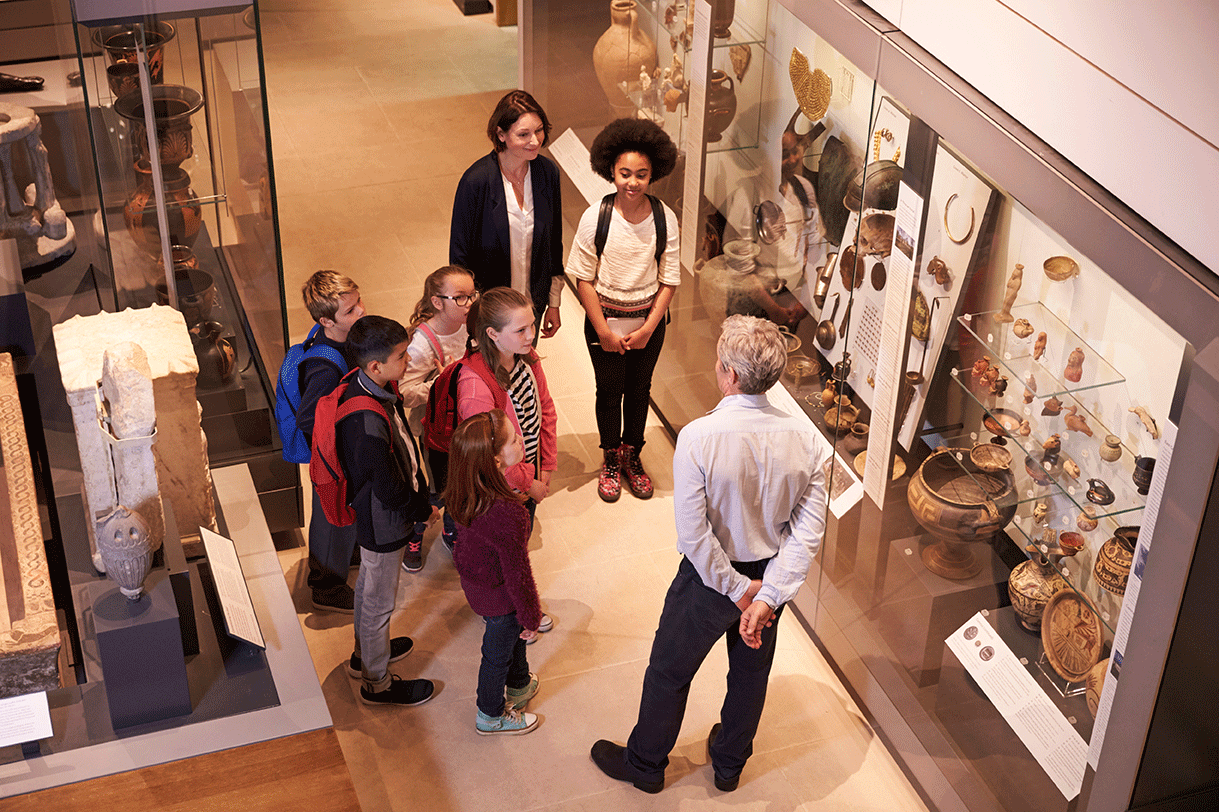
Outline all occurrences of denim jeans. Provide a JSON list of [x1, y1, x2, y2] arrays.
[[307, 487, 358, 590], [477, 612, 531, 717], [625, 556, 784, 782], [353, 545, 404, 692], [584, 316, 666, 450]]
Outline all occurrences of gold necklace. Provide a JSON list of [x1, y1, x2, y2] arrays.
[[944, 193, 975, 244]]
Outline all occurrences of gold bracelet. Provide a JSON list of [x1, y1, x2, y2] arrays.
[[944, 193, 975, 244]]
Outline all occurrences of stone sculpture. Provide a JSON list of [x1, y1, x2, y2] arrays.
[[0, 102, 75, 269]]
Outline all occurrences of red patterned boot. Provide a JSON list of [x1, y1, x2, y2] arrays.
[[598, 447, 622, 502], [620, 444, 653, 499]]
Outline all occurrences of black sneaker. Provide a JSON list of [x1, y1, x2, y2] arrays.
[[441, 531, 456, 555], [359, 674, 435, 707], [401, 538, 423, 573], [311, 584, 354, 614], [346, 636, 414, 678]]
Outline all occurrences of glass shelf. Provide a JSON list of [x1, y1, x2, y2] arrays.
[[950, 367, 1145, 521], [958, 301, 1125, 399]]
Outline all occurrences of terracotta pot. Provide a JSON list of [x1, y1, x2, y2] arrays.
[[106, 62, 141, 99], [92, 22, 176, 85], [705, 69, 737, 143], [156, 263, 217, 326], [1099, 434, 1122, 463], [1094, 526, 1138, 596], [1008, 552, 1067, 631], [124, 163, 202, 258], [191, 320, 238, 388], [592, 1, 657, 118], [95, 505, 155, 600], [114, 84, 204, 170], [907, 448, 1017, 579], [841, 421, 869, 456], [712, 0, 735, 38]]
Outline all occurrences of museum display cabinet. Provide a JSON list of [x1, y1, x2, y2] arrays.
[[0, 1, 333, 798], [525, 1, 1219, 810]]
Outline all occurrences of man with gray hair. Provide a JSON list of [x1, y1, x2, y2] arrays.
[[591, 314, 829, 793]]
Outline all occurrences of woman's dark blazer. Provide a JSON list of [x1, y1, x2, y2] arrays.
[[449, 151, 565, 318]]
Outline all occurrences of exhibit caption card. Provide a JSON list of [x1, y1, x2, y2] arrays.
[[0, 692, 52, 748], [200, 527, 265, 650], [946, 612, 1087, 800]]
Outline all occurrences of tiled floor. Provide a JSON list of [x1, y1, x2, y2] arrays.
[[260, 1, 928, 810]]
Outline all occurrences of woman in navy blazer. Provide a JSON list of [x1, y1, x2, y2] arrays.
[[450, 91, 565, 337]]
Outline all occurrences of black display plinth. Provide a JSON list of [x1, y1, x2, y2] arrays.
[[453, 0, 492, 15], [89, 576, 192, 729]]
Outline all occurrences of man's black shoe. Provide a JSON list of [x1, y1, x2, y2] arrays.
[[311, 584, 354, 614], [590, 739, 664, 794]]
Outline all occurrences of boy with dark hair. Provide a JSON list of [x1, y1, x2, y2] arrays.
[[339, 315, 438, 706], [300, 270, 365, 613]]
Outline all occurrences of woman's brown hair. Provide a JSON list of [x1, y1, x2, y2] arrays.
[[487, 90, 552, 152], [408, 265, 475, 334], [444, 410, 526, 527], [469, 287, 534, 389]]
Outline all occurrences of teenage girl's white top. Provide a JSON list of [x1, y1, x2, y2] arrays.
[[565, 199, 681, 310], [400, 322, 469, 433]]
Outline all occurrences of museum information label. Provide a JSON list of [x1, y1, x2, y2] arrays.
[[549, 129, 614, 206], [0, 692, 52, 748], [947, 612, 1087, 800], [201, 527, 265, 649]]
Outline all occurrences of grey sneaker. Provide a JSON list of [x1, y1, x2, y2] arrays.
[[476, 707, 538, 736], [505, 673, 540, 711]]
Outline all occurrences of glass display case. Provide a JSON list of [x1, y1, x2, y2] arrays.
[[525, 1, 1219, 810], [60, 0, 299, 528]]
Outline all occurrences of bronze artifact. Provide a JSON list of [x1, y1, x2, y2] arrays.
[[838, 297, 852, 338], [816, 293, 840, 350], [908, 448, 1017, 580], [1013, 318, 1034, 339], [910, 290, 931, 342], [1094, 526, 1138, 595], [1042, 395, 1063, 416], [943, 193, 975, 244], [1063, 405, 1094, 436], [843, 160, 902, 212], [1086, 478, 1115, 505], [1132, 456, 1156, 495], [839, 244, 865, 289], [1064, 346, 1085, 383], [927, 256, 951, 286], [990, 375, 1008, 396], [1043, 255, 1080, 282], [1099, 434, 1123, 462], [1129, 405, 1160, 439], [1009, 548, 1067, 632], [0, 72, 45, 93], [871, 260, 886, 290], [858, 213, 895, 257], [784, 355, 817, 390], [993, 263, 1023, 323], [813, 252, 836, 308], [754, 200, 786, 245], [1077, 506, 1099, 532], [1033, 331, 1047, 360], [1042, 591, 1104, 683]]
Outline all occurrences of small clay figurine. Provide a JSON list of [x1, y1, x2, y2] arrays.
[[1064, 459, 1081, 479], [1129, 405, 1160, 439], [1042, 434, 1062, 454], [1023, 372, 1038, 404], [993, 263, 1023, 323], [1017, 420, 1031, 436], [982, 364, 1000, 387], [1064, 346, 1085, 383], [1042, 396, 1063, 416], [990, 375, 1009, 396], [1063, 405, 1094, 436], [1013, 318, 1034, 338], [971, 355, 991, 379], [1033, 502, 1048, 525], [1033, 331, 1047, 361], [1077, 506, 1099, 532]]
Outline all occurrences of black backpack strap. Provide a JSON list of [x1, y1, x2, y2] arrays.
[[648, 194, 666, 266], [593, 193, 616, 260]]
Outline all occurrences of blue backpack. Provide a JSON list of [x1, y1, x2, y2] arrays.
[[275, 323, 348, 464]]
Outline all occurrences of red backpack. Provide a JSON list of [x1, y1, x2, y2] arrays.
[[309, 369, 392, 526], [422, 351, 537, 453]]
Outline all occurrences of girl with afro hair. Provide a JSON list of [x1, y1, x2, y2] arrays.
[[565, 118, 681, 503]]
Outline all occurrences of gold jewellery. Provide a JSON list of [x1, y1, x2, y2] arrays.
[[872, 128, 899, 162], [944, 193, 975, 244]]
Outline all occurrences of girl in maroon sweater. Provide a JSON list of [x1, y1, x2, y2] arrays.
[[446, 410, 542, 735]]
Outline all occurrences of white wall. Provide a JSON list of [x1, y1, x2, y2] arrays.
[[884, 0, 1219, 276]]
